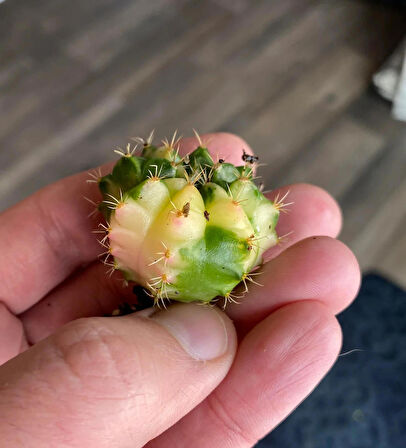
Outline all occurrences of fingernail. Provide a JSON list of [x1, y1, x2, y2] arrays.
[[150, 303, 229, 361]]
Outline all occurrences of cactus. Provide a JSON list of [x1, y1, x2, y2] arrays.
[[94, 132, 283, 306]]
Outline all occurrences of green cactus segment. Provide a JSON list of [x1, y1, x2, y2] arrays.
[[200, 182, 228, 206], [211, 163, 240, 189], [141, 144, 181, 162], [188, 146, 214, 171], [112, 156, 144, 190], [98, 137, 281, 304], [175, 226, 248, 301], [142, 158, 176, 180]]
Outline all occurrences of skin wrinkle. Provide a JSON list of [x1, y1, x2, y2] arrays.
[[30, 322, 126, 408], [50, 320, 140, 399], [81, 322, 145, 397], [206, 390, 257, 448], [0, 379, 64, 448], [1, 321, 157, 447], [269, 346, 336, 421], [278, 304, 330, 363], [288, 313, 337, 359], [209, 313, 327, 442], [270, 323, 340, 405], [96, 329, 134, 390], [218, 382, 265, 445], [174, 366, 214, 409], [0, 301, 28, 355], [0, 248, 33, 310], [1, 419, 51, 448], [242, 302, 321, 366], [272, 357, 327, 403], [4, 345, 70, 410]]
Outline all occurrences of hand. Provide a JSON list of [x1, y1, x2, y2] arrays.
[[0, 133, 360, 447]]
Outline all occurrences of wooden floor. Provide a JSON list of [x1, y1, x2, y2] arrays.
[[1, 0, 405, 287]]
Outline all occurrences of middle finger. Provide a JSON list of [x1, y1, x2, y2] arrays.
[[21, 234, 359, 344]]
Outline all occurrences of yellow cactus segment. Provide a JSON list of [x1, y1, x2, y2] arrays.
[[251, 201, 279, 267], [134, 179, 170, 217], [151, 184, 206, 244], [229, 179, 259, 218], [139, 184, 206, 286], [206, 197, 254, 240], [113, 200, 150, 235], [252, 201, 279, 247], [162, 178, 188, 197], [204, 182, 229, 202]]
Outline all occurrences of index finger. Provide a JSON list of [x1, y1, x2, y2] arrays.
[[0, 133, 252, 314]]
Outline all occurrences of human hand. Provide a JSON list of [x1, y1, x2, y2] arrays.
[[0, 133, 360, 447]]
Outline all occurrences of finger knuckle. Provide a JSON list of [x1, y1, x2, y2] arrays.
[[50, 318, 145, 399]]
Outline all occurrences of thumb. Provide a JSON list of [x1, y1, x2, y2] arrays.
[[0, 303, 237, 447]]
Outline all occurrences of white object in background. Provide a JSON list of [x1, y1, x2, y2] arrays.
[[393, 50, 406, 121], [373, 39, 406, 122]]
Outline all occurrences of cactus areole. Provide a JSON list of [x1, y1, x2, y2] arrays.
[[97, 133, 281, 306]]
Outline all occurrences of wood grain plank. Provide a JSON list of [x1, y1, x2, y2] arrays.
[[0, 1, 228, 164], [347, 1, 406, 65], [352, 175, 406, 274], [0, 0, 125, 59], [347, 90, 403, 135], [0, 1, 153, 145], [65, 0, 173, 70], [241, 45, 373, 184], [190, 0, 314, 67], [227, 1, 373, 98], [0, 55, 90, 144], [339, 130, 406, 254], [0, 56, 33, 89], [217, 1, 383, 146], [271, 116, 385, 198], [0, 8, 229, 208]]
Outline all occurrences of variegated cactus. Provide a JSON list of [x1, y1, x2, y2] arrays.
[[95, 132, 283, 306]]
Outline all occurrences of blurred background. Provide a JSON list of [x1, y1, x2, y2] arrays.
[[0, 0, 405, 287], [1, 0, 405, 288], [1, 1, 405, 446]]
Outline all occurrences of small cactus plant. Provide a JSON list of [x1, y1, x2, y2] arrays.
[[94, 132, 283, 306]]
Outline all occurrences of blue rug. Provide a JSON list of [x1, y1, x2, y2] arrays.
[[256, 273, 406, 448]]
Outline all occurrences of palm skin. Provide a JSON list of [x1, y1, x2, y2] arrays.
[[0, 133, 360, 447]]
